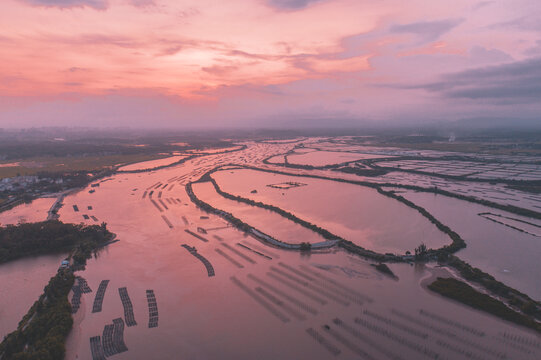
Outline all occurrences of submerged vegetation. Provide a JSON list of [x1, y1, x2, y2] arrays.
[[428, 277, 541, 333]]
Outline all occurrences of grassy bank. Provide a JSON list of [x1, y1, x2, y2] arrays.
[[428, 277, 541, 333], [443, 255, 540, 318], [0, 221, 115, 359], [0, 269, 75, 360]]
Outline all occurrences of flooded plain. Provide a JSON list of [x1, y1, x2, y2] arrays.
[[211, 168, 450, 254], [1, 138, 540, 359]]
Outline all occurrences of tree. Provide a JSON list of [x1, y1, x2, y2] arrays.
[[414, 243, 427, 261]]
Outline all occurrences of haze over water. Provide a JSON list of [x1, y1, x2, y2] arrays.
[[2, 138, 541, 359], [1, 0, 540, 129], [1, 1, 541, 359]]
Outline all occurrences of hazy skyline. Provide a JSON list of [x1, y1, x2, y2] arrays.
[[1, 0, 540, 128]]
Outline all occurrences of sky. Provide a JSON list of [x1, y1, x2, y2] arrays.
[[0, 0, 540, 128]]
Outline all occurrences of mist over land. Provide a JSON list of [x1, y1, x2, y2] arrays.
[[1, 1, 541, 360], [1, 0, 540, 129]]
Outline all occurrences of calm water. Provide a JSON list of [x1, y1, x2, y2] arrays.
[[0, 197, 55, 225], [0, 253, 66, 339], [398, 190, 541, 301], [192, 181, 329, 244], [212, 168, 450, 254], [0, 141, 539, 359]]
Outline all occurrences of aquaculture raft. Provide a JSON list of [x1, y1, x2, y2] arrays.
[[181, 244, 215, 277], [184, 229, 209, 242], [118, 287, 137, 326], [112, 318, 129, 352], [92, 280, 109, 313], [71, 276, 92, 314], [89, 336, 105, 360], [146, 290, 159, 328], [101, 317, 128, 357]]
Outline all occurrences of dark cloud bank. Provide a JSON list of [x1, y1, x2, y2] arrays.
[[411, 57, 541, 104]]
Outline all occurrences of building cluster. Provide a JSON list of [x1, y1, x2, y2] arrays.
[[0, 175, 63, 192]]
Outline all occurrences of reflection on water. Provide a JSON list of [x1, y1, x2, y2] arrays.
[[192, 181, 329, 244], [0, 253, 66, 339], [212, 168, 450, 254], [0, 141, 539, 359], [399, 190, 541, 300], [0, 197, 55, 225]]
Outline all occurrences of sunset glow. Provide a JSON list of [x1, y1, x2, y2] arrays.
[[1, 0, 540, 126]]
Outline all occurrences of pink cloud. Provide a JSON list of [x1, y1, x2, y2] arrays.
[[0, 0, 540, 127]]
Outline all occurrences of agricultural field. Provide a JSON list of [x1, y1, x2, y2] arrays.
[[0, 154, 170, 179]]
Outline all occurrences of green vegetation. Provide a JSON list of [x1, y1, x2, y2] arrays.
[[428, 277, 541, 333], [0, 220, 114, 266], [339, 240, 389, 262], [352, 132, 541, 156], [0, 221, 116, 359], [0, 133, 242, 219], [334, 166, 389, 177], [300, 242, 312, 251], [444, 255, 540, 318], [507, 182, 541, 194], [0, 154, 168, 179], [0, 269, 75, 360], [414, 243, 428, 261]]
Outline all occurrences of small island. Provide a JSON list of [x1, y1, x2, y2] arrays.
[[371, 263, 397, 278]]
